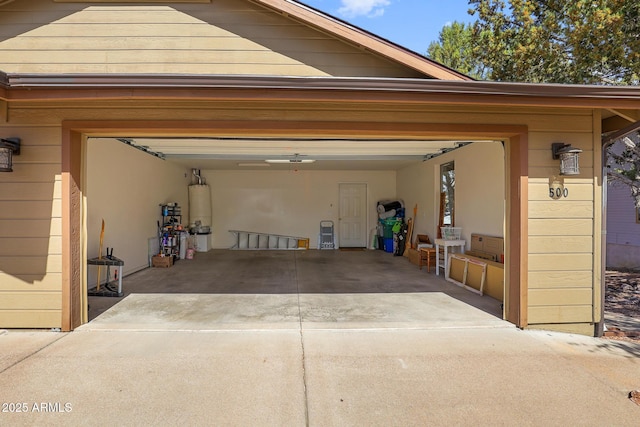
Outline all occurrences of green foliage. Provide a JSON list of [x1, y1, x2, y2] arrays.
[[468, 0, 640, 84], [426, 21, 488, 80], [607, 135, 640, 208]]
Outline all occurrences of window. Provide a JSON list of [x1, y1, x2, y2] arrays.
[[440, 161, 455, 226]]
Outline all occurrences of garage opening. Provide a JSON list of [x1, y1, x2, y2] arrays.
[[82, 133, 508, 329]]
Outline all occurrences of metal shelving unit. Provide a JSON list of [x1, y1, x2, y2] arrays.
[[159, 203, 182, 260]]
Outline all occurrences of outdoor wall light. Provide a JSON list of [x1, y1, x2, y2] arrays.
[[0, 138, 20, 172], [551, 142, 582, 175]]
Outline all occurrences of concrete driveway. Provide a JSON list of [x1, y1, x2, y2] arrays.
[[1, 327, 639, 426]]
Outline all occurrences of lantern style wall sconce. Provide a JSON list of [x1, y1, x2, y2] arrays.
[[0, 138, 21, 172], [551, 142, 582, 175]]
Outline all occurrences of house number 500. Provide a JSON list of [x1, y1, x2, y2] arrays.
[[549, 187, 569, 199]]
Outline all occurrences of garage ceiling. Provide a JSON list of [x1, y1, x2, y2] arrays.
[[114, 137, 497, 171]]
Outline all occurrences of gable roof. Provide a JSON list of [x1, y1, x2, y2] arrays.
[[249, 0, 471, 80]]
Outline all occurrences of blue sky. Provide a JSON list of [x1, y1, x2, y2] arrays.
[[301, 0, 475, 54]]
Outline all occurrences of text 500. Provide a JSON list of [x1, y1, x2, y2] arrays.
[[549, 187, 569, 199]]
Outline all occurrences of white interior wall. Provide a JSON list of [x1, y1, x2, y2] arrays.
[[455, 142, 505, 239], [396, 142, 505, 247], [86, 138, 190, 281], [395, 156, 436, 240], [202, 169, 397, 249]]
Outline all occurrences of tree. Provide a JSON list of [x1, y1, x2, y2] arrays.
[[607, 133, 640, 208], [469, 0, 640, 85], [426, 21, 488, 80]]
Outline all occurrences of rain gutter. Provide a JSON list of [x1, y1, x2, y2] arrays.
[[1, 73, 640, 102], [0, 72, 640, 109]]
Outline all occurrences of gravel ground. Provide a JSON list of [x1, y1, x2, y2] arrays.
[[604, 270, 640, 343]]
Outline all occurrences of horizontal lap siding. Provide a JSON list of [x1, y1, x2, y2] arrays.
[[0, 292, 62, 310], [528, 305, 594, 324], [0, 311, 62, 329], [0, 273, 62, 291], [0, 1, 422, 77], [0, 126, 62, 328], [527, 114, 596, 325]]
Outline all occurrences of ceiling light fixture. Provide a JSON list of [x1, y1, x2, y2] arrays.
[[265, 153, 315, 164], [265, 159, 316, 164]]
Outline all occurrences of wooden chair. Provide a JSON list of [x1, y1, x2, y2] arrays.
[[419, 247, 437, 272], [415, 234, 435, 272]]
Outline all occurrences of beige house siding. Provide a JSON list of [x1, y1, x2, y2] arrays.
[[0, 126, 63, 328], [0, 1, 423, 77], [527, 110, 598, 330]]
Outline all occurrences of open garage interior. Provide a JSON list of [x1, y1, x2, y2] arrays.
[[84, 133, 507, 326]]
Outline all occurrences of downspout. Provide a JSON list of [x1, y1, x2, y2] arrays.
[[599, 120, 640, 337], [598, 139, 612, 337]]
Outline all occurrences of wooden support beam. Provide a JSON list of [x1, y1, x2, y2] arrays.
[[0, 100, 7, 123], [606, 108, 640, 123]]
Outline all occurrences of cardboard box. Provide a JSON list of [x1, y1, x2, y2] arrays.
[[484, 236, 504, 258], [152, 255, 173, 268], [407, 248, 421, 266], [470, 234, 504, 262], [465, 249, 497, 262]]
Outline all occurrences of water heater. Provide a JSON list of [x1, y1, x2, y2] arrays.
[[188, 184, 212, 228]]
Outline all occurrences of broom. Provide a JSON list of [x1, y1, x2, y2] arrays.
[[96, 219, 105, 291], [403, 204, 418, 256]]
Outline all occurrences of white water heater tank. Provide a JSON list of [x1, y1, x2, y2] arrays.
[[188, 184, 212, 228]]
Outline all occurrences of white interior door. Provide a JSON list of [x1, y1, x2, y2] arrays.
[[339, 183, 367, 247]]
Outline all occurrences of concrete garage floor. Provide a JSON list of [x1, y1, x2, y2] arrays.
[[87, 249, 505, 329]]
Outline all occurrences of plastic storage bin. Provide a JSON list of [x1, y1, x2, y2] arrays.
[[384, 238, 394, 253], [381, 218, 401, 239], [440, 227, 462, 240]]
